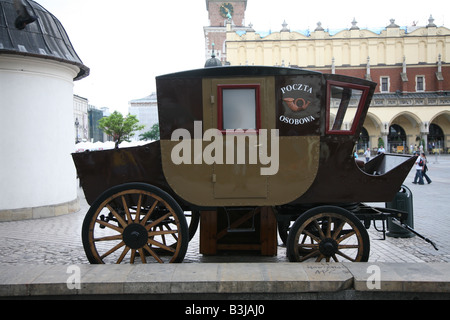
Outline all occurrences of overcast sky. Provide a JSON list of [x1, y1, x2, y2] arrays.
[[35, 0, 449, 114]]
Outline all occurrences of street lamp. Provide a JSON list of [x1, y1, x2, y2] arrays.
[[75, 118, 79, 143]]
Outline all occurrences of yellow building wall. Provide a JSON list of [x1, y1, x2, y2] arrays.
[[226, 24, 450, 68]]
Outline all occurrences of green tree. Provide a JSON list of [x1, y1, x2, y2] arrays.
[[98, 111, 145, 149], [139, 123, 160, 141]]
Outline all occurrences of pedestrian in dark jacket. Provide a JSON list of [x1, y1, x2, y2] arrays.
[[421, 153, 432, 184]]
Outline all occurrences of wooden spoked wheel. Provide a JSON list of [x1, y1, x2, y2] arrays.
[[82, 183, 188, 264], [287, 206, 370, 262]]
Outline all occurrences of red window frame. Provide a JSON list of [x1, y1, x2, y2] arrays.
[[326, 80, 370, 135], [217, 84, 261, 134]]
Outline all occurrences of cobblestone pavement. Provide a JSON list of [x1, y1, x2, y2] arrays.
[[1, 155, 449, 266]]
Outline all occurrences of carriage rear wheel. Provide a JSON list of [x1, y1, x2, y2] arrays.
[[82, 183, 189, 264], [286, 206, 370, 262]]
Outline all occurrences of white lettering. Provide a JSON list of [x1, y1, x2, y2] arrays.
[[259, 129, 279, 176], [203, 128, 223, 165], [225, 131, 258, 165], [170, 128, 192, 164], [66, 265, 81, 290], [279, 115, 316, 125], [366, 265, 381, 290], [230, 305, 265, 317], [186, 304, 220, 317], [281, 83, 313, 94], [194, 121, 203, 164], [170, 121, 279, 176]]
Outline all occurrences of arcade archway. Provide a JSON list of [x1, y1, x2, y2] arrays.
[[429, 111, 450, 154], [357, 127, 370, 153], [361, 112, 382, 154], [389, 111, 422, 154], [388, 124, 407, 153], [428, 123, 444, 153]]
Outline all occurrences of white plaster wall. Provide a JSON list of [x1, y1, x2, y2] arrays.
[[0, 55, 80, 210]]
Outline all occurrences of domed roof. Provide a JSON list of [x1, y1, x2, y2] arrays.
[[204, 55, 222, 68], [204, 44, 222, 68], [0, 0, 89, 80]]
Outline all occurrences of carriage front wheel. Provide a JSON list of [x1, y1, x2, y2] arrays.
[[286, 206, 370, 262], [82, 183, 189, 264]]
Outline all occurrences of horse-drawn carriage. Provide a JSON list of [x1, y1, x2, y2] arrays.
[[72, 66, 429, 264]]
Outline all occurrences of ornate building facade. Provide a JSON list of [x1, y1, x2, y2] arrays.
[[205, 1, 450, 154]]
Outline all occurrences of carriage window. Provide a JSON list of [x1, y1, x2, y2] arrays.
[[327, 81, 369, 134], [218, 84, 260, 132]]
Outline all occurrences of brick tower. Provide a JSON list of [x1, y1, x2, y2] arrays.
[[204, 0, 250, 65]]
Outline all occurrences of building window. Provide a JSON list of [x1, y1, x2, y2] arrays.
[[416, 76, 425, 92], [380, 77, 390, 93], [217, 84, 261, 132]]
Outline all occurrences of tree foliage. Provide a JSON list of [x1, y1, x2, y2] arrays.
[[98, 111, 145, 148], [139, 123, 160, 141]]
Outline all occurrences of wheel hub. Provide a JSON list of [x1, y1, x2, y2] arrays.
[[123, 223, 148, 249], [319, 238, 338, 256]]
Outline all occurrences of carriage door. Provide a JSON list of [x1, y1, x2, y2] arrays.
[[204, 78, 272, 199]]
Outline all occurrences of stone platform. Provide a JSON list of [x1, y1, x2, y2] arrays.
[[1, 262, 449, 300]]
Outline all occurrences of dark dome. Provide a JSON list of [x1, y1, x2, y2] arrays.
[[204, 56, 222, 68], [0, 0, 89, 80], [204, 47, 222, 68]]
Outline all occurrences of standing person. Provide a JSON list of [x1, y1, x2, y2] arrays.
[[421, 152, 432, 184], [364, 148, 371, 163], [412, 153, 425, 185]]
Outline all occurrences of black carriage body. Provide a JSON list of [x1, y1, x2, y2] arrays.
[[73, 66, 415, 208], [72, 66, 422, 264]]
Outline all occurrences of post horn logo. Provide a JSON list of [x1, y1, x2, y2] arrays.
[[283, 98, 310, 112]]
